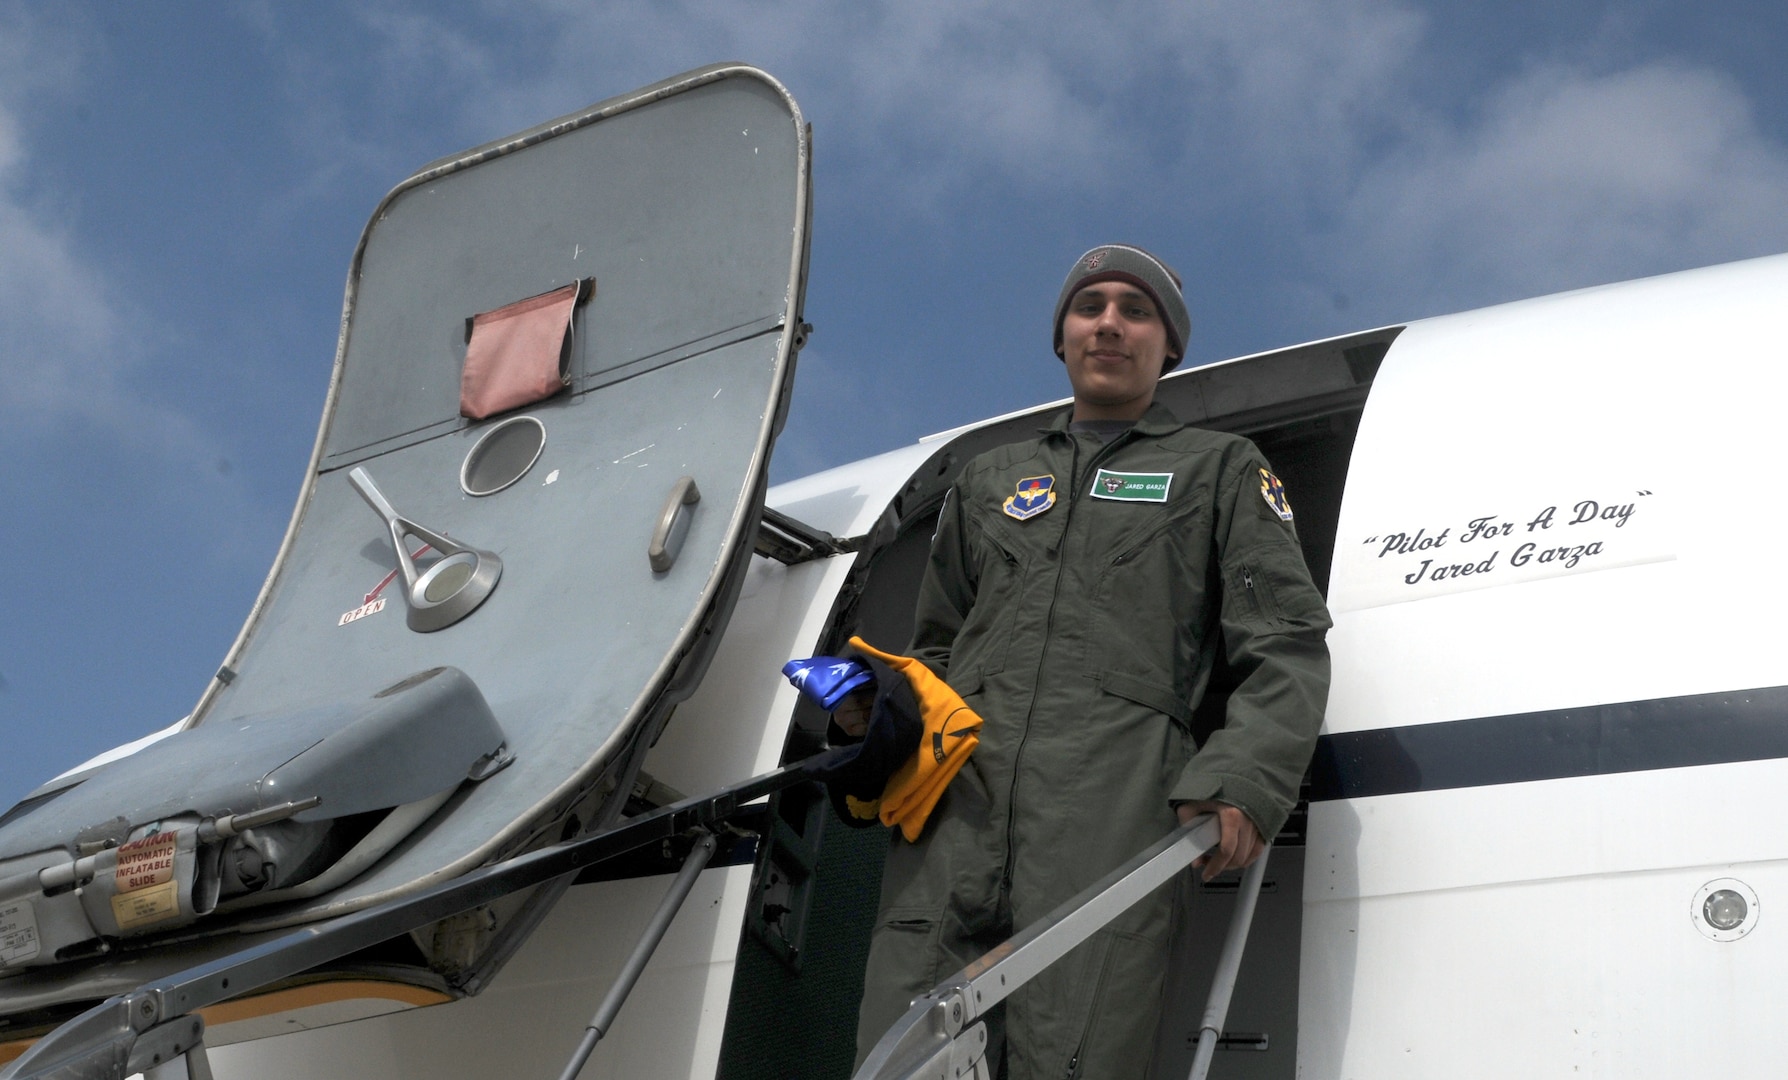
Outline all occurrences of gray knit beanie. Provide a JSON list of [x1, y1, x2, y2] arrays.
[[1052, 244, 1190, 373]]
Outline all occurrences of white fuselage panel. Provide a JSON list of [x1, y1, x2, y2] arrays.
[[1305, 252, 1788, 1076]]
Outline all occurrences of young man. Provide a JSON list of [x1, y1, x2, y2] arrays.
[[853, 245, 1333, 1078]]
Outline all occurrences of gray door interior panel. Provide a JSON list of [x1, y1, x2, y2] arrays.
[[323, 73, 802, 465], [218, 331, 786, 905], [0, 62, 810, 987]]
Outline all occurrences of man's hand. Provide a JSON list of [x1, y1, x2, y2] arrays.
[[831, 687, 876, 738], [1177, 800, 1264, 882]]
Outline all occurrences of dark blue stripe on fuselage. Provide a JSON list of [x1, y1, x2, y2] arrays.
[[1308, 684, 1788, 801]]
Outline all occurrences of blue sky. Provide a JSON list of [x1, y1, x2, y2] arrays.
[[3, 0, 1787, 807]]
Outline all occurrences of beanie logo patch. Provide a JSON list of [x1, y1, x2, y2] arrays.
[[1002, 475, 1058, 521], [1083, 250, 1108, 271]]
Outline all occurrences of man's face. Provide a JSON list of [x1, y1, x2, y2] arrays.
[[1059, 282, 1176, 420]]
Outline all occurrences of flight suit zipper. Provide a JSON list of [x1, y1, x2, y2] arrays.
[[1002, 429, 1140, 897]]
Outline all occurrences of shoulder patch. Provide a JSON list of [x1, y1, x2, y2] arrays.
[[1002, 475, 1057, 520], [1259, 468, 1293, 521]]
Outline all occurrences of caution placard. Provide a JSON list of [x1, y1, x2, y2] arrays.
[[114, 831, 177, 894]]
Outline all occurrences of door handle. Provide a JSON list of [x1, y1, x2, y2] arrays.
[[348, 466, 503, 631], [648, 476, 701, 573]]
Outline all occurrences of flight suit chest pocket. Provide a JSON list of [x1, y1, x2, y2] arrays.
[[1093, 495, 1211, 688], [955, 519, 1027, 678]]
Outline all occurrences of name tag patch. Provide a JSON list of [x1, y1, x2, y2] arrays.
[[1089, 469, 1173, 503]]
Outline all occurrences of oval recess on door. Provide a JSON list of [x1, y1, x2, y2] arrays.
[[461, 415, 547, 496]]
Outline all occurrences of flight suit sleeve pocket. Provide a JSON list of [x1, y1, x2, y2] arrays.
[[1222, 558, 1271, 628], [1097, 671, 1194, 727], [1224, 542, 1331, 634]]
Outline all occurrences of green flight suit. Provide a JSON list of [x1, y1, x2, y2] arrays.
[[855, 403, 1332, 1079]]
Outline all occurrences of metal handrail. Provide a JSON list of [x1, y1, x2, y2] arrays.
[[556, 829, 719, 1080], [1189, 846, 1271, 1080], [853, 817, 1273, 1080], [853, 816, 1218, 1080]]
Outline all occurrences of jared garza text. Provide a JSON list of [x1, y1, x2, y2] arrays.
[[1369, 498, 1640, 586]]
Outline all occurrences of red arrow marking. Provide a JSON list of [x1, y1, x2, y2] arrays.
[[365, 544, 432, 603]]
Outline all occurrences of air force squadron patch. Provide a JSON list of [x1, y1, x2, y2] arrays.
[[1002, 475, 1057, 520], [1259, 468, 1294, 521]]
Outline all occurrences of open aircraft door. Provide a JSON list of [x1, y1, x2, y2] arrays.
[[0, 63, 811, 1023]]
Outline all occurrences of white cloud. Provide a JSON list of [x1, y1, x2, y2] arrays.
[[357, 7, 495, 98], [0, 5, 243, 483], [342, 1, 1788, 339], [366, 1, 1191, 182], [0, 6, 121, 430], [1330, 62, 1788, 319], [0, 182, 118, 422], [337, 0, 1435, 235], [1149, 0, 1429, 192]]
